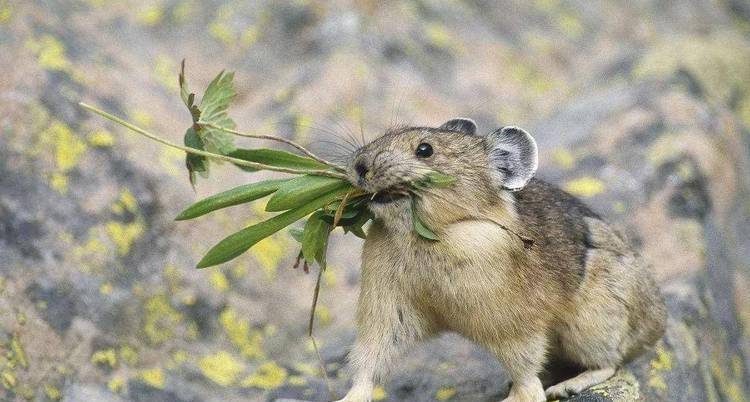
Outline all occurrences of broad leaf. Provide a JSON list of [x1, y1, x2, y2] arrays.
[[302, 211, 331, 267], [265, 175, 351, 212], [228, 148, 329, 172], [175, 178, 290, 220], [184, 127, 208, 188], [196, 186, 350, 268]]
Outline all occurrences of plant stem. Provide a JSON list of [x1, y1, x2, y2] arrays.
[[79, 103, 348, 180], [202, 122, 347, 172]]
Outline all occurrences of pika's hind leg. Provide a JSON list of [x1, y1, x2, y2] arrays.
[[545, 367, 615, 399]]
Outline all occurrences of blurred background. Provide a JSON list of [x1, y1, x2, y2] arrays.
[[1, 1, 749, 401]]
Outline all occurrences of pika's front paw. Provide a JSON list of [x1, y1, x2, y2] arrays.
[[500, 378, 545, 402]]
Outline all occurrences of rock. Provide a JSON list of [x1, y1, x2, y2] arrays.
[[1, 1, 749, 401]]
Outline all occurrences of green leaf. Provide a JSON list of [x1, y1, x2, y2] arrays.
[[346, 224, 368, 239], [265, 175, 351, 212], [424, 171, 456, 188], [197, 70, 237, 155], [196, 186, 350, 268], [343, 210, 371, 239], [227, 148, 329, 172], [411, 201, 439, 241], [175, 178, 290, 220], [184, 127, 208, 188], [302, 211, 331, 267], [199, 71, 236, 125], [179, 61, 200, 122], [289, 227, 304, 243]]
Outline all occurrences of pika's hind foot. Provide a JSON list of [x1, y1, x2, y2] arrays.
[[544, 367, 615, 399]]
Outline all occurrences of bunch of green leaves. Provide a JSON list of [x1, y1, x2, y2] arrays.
[[80, 63, 458, 274]]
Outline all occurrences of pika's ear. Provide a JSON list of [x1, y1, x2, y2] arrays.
[[485, 126, 538, 191], [439, 118, 477, 135]]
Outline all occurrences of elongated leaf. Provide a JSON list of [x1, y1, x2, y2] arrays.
[[228, 148, 329, 172], [411, 201, 439, 241], [196, 186, 350, 268], [425, 171, 456, 188], [175, 178, 290, 220], [302, 211, 331, 267], [265, 175, 351, 212], [289, 227, 304, 243]]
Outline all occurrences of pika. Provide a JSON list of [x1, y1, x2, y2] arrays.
[[336, 119, 666, 402]]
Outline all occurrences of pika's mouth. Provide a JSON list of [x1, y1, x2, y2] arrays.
[[370, 188, 410, 204]]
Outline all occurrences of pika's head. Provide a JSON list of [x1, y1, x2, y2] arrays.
[[347, 118, 538, 222]]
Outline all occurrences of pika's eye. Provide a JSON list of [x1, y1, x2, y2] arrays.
[[415, 142, 433, 158]]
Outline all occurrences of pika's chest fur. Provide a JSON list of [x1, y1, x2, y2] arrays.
[[362, 218, 549, 334]]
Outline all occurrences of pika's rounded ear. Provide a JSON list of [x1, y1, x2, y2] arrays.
[[439, 118, 477, 135], [485, 126, 538, 191]]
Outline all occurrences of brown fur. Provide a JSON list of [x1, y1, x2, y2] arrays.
[[336, 126, 666, 402]]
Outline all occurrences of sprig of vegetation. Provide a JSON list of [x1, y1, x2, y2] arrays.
[[80, 62, 454, 273]]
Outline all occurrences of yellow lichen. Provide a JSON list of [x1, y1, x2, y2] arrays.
[[137, 5, 163, 26], [0, 2, 12, 24], [373, 385, 388, 401], [241, 361, 288, 390], [172, 350, 188, 364], [251, 234, 288, 280], [119, 345, 139, 365], [49, 173, 69, 193], [108, 376, 125, 393], [91, 348, 117, 367], [322, 267, 337, 287], [44, 384, 61, 400], [1, 369, 16, 389], [710, 353, 747, 402], [435, 386, 456, 400], [288, 375, 307, 386], [552, 148, 576, 170], [564, 177, 605, 197], [87, 130, 115, 147], [10, 334, 28, 369], [648, 343, 673, 392], [139, 367, 165, 389], [99, 282, 113, 295], [44, 121, 88, 178], [105, 220, 144, 255], [143, 293, 183, 345], [314, 305, 332, 326], [26, 35, 72, 72], [153, 55, 178, 90], [198, 351, 244, 387], [210, 271, 230, 292], [557, 12, 584, 38], [425, 23, 457, 50], [219, 308, 265, 359]]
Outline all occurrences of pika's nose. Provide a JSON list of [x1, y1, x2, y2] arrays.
[[355, 161, 369, 180]]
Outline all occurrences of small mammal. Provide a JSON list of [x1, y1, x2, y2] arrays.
[[336, 119, 666, 402]]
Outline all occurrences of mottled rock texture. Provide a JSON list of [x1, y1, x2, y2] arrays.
[[1, 1, 749, 401]]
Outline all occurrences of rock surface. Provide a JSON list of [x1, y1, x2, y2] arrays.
[[1, 1, 749, 401]]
